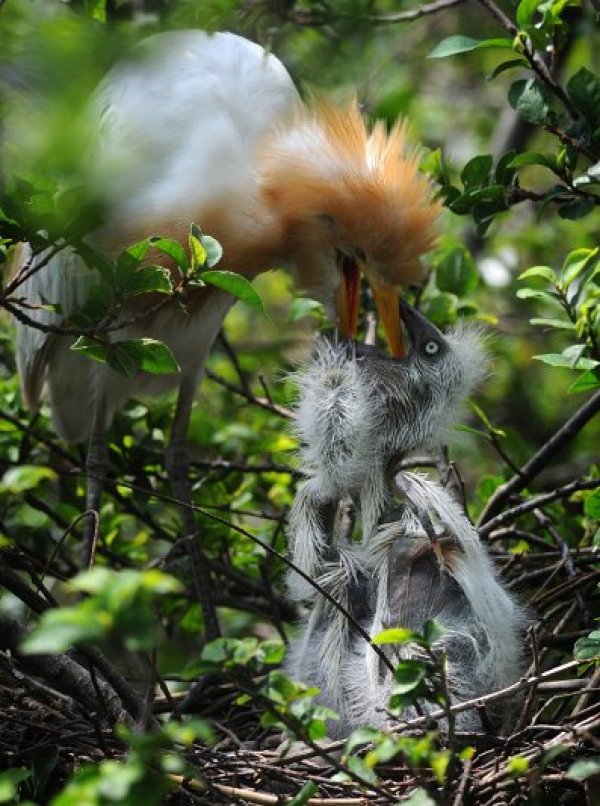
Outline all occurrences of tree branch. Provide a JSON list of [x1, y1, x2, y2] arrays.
[[478, 390, 600, 525]]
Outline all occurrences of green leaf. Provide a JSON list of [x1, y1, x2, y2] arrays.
[[567, 758, 600, 781], [71, 336, 110, 365], [516, 0, 540, 27], [118, 265, 173, 297], [584, 490, 600, 519], [104, 339, 180, 377], [148, 236, 189, 272], [393, 660, 428, 693], [567, 68, 600, 127], [201, 270, 265, 312], [423, 619, 446, 645], [428, 36, 513, 59], [21, 605, 110, 654], [289, 297, 325, 322], [435, 247, 479, 296], [509, 152, 558, 173], [518, 265, 557, 283], [345, 726, 382, 754], [574, 631, 600, 662], [562, 248, 600, 287], [516, 287, 555, 301], [372, 627, 417, 645], [486, 58, 528, 82], [287, 782, 318, 806], [529, 318, 575, 330], [570, 368, 600, 393], [508, 79, 550, 124], [506, 755, 529, 776], [0, 768, 31, 803], [127, 338, 180, 375], [461, 155, 493, 190], [345, 755, 377, 784], [189, 231, 207, 272], [534, 350, 599, 370], [425, 292, 458, 327], [558, 198, 595, 220], [199, 234, 223, 268], [1, 465, 56, 493]]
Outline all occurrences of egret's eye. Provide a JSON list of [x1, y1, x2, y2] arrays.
[[424, 340, 440, 356]]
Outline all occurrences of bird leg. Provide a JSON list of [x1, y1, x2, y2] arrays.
[[166, 371, 220, 640], [82, 400, 108, 570]]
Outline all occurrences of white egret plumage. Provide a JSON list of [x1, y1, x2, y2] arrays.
[[10, 31, 440, 633]]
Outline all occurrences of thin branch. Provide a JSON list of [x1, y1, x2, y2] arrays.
[[478, 390, 600, 525], [480, 477, 600, 536], [475, 0, 581, 120]]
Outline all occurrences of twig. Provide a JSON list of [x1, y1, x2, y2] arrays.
[[478, 391, 600, 525], [480, 477, 600, 536]]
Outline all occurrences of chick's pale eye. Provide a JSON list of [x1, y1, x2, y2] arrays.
[[424, 340, 439, 355]]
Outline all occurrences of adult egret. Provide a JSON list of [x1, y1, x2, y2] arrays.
[[11, 31, 440, 635]]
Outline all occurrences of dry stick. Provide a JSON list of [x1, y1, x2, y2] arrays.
[[170, 776, 368, 806], [478, 390, 600, 526], [533, 508, 592, 626]]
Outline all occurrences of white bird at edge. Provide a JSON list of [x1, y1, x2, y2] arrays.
[[9, 30, 440, 636]]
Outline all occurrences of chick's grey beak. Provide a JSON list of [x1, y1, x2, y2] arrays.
[[398, 299, 443, 352]]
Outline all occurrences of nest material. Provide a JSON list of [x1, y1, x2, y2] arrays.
[[1, 537, 599, 805]]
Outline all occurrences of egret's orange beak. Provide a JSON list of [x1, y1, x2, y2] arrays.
[[336, 253, 361, 341], [336, 251, 407, 358], [367, 274, 405, 358]]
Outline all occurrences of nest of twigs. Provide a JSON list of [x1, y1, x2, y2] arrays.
[[1, 520, 599, 805]]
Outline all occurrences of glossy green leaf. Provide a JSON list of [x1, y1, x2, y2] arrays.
[[534, 351, 599, 370], [486, 58, 528, 82], [584, 490, 600, 519], [71, 335, 110, 364], [148, 236, 189, 271], [1, 465, 56, 493], [561, 248, 600, 286], [200, 233, 223, 268], [393, 659, 428, 692], [287, 782, 318, 806], [518, 265, 557, 283], [21, 605, 110, 654], [508, 79, 550, 124], [201, 270, 265, 312], [461, 155, 493, 190], [558, 198, 595, 220], [0, 768, 31, 803], [118, 265, 173, 297], [567, 68, 600, 127], [428, 36, 513, 59], [569, 368, 600, 392], [372, 627, 417, 645], [529, 317, 575, 330]]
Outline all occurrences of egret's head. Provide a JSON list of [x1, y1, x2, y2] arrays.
[[259, 99, 441, 356]]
